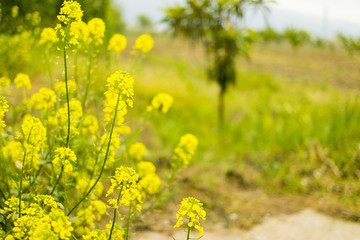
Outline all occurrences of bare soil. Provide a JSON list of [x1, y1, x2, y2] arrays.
[[135, 208, 360, 240]]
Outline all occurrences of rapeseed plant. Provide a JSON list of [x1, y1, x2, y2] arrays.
[[174, 197, 206, 239], [0, 1, 205, 239]]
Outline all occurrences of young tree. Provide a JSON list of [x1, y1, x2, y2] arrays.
[[163, 0, 270, 126], [283, 27, 311, 50], [137, 14, 153, 32]]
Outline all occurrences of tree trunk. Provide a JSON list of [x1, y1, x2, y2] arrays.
[[218, 86, 225, 127]]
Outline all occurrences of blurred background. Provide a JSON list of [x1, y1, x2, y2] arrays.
[[1, 0, 360, 235]]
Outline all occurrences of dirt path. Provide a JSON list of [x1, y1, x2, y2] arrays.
[[135, 208, 360, 240]]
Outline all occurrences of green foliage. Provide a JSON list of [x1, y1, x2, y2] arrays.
[[257, 27, 281, 42], [0, 0, 125, 34], [284, 27, 311, 49], [337, 34, 360, 55]]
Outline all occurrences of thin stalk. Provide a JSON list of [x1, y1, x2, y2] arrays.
[[108, 185, 123, 240], [64, 169, 67, 214], [125, 200, 132, 240], [50, 164, 64, 194], [51, 23, 71, 196], [19, 126, 33, 217], [82, 53, 93, 110], [67, 88, 122, 216], [186, 218, 191, 240], [64, 34, 71, 148]]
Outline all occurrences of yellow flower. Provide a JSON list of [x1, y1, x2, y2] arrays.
[[174, 197, 206, 236], [2, 141, 23, 161], [14, 73, 31, 90], [54, 80, 77, 96], [146, 93, 173, 114], [138, 173, 161, 196], [132, 34, 154, 53], [57, 0, 83, 24], [29, 88, 57, 111], [136, 161, 161, 197], [108, 34, 127, 53], [20, 115, 47, 148], [12, 5, 18, 18], [39, 28, 58, 46], [0, 76, 11, 91], [137, 161, 156, 177], [88, 18, 105, 46], [173, 134, 199, 166], [75, 21, 90, 47], [82, 114, 98, 135], [129, 142, 146, 161], [103, 71, 134, 125], [52, 147, 77, 173], [0, 95, 9, 128], [106, 167, 142, 212]]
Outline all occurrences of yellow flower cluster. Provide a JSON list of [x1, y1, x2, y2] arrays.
[[83, 224, 124, 240], [29, 88, 57, 111], [2, 195, 73, 239], [103, 71, 134, 125], [75, 200, 107, 235], [87, 18, 105, 46], [147, 93, 174, 114], [108, 34, 127, 54], [20, 115, 47, 148], [39, 28, 58, 46], [2, 140, 41, 170], [0, 95, 9, 128], [55, 99, 83, 135], [54, 80, 77, 96], [0, 76, 11, 91], [128, 142, 146, 161], [105, 71, 134, 108], [2, 141, 23, 162], [14, 73, 31, 90], [12, 6, 19, 18], [82, 114, 99, 135], [174, 197, 206, 236], [132, 34, 154, 54], [0, 196, 25, 220], [137, 161, 161, 197], [57, 0, 83, 24], [173, 134, 199, 166], [52, 147, 77, 173], [106, 167, 142, 212], [25, 11, 41, 26], [76, 177, 104, 198]]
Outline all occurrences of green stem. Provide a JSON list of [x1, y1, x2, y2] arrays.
[[50, 164, 64, 195], [82, 53, 93, 110], [108, 185, 123, 240], [64, 168, 67, 214], [186, 218, 191, 240], [67, 88, 122, 216], [64, 35, 71, 148], [19, 126, 33, 217], [125, 200, 132, 240], [51, 23, 71, 196]]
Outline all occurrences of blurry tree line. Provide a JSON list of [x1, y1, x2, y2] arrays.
[[0, 0, 126, 36]]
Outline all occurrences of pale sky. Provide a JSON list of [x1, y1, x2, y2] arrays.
[[116, 0, 360, 38]]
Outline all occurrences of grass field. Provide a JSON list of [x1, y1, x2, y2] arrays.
[[111, 36, 360, 228]]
